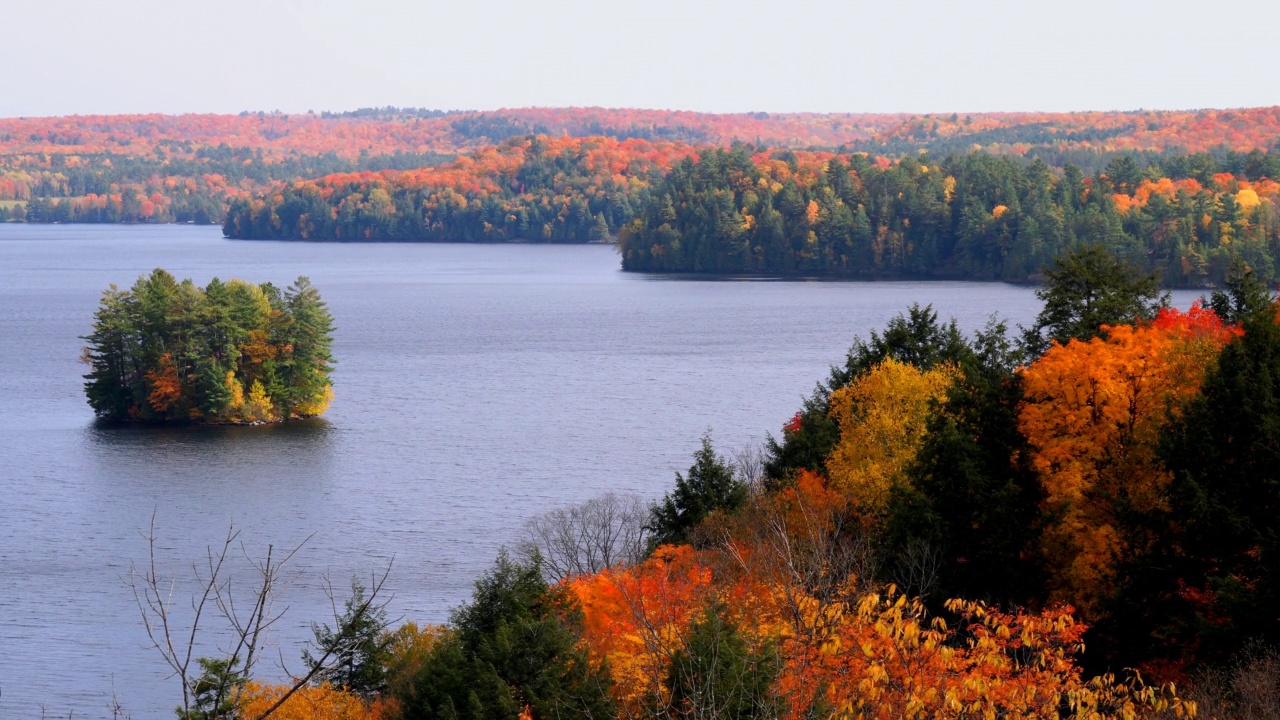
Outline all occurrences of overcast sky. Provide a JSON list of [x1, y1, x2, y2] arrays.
[[5, 0, 1277, 117]]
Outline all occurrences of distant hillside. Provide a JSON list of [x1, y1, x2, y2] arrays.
[[3, 106, 1279, 160], [2, 106, 1278, 225]]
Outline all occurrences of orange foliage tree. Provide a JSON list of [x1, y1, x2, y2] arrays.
[[568, 468, 1191, 719], [1019, 306, 1240, 616], [145, 352, 184, 413], [568, 544, 721, 715]]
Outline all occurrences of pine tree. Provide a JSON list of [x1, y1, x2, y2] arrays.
[[649, 434, 746, 548], [400, 552, 614, 720], [1151, 305, 1280, 664], [83, 285, 139, 419], [1208, 259, 1275, 324], [590, 212, 611, 242], [303, 578, 391, 698], [1023, 245, 1166, 356], [664, 605, 780, 719], [278, 276, 335, 417]]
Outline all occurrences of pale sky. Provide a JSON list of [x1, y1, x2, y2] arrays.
[[5, 0, 1277, 117]]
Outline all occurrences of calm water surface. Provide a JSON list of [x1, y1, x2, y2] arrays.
[[0, 225, 1202, 717]]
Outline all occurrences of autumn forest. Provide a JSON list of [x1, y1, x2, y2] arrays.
[[17, 104, 1280, 719], [5, 106, 1280, 286]]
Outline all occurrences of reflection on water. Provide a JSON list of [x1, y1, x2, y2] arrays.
[[84, 418, 337, 498], [85, 416, 335, 455]]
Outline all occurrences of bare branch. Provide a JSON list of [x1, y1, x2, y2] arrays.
[[730, 441, 768, 490], [248, 563, 392, 720], [127, 518, 393, 720], [891, 538, 942, 601], [518, 492, 650, 583]]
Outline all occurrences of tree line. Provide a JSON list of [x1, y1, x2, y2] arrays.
[[222, 136, 694, 242], [0, 146, 452, 225], [4, 106, 1278, 230], [619, 146, 1280, 286], [221, 135, 1280, 288]]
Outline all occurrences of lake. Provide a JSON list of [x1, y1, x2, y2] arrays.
[[0, 225, 1202, 718]]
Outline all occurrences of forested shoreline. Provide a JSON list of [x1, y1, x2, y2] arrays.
[[218, 137, 1280, 287], [221, 135, 692, 243], [618, 146, 1280, 287], [0, 147, 452, 225]]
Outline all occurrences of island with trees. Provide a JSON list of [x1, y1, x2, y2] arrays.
[[82, 269, 335, 424]]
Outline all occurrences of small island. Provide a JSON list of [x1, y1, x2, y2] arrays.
[[82, 269, 335, 424]]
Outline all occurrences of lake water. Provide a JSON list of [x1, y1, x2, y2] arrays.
[[0, 225, 1202, 718]]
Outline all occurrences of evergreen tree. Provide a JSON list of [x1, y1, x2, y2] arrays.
[[764, 305, 971, 485], [887, 317, 1043, 605], [590, 212, 611, 242], [1023, 245, 1166, 356], [1208, 259, 1275, 325], [663, 605, 780, 719], [83, 285, 141, 419], [176, 657, 244, 720], [303, 578, 391, 698], [401, 552, 614, 720], [649, 434, 747, 548], [277, 276, 336, 416], [1146, 305, 1280, 666]]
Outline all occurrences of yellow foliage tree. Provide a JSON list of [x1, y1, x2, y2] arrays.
[[1237, 187, 1261, 212], [294, 384, 335, 417], [244, 379, 277, 422], [382, 622, 449, 701], [775, 585, 1193, 720], [225, 370, 245, 409], [825, 358, 958, 512], [221, 370, 247, 421]]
